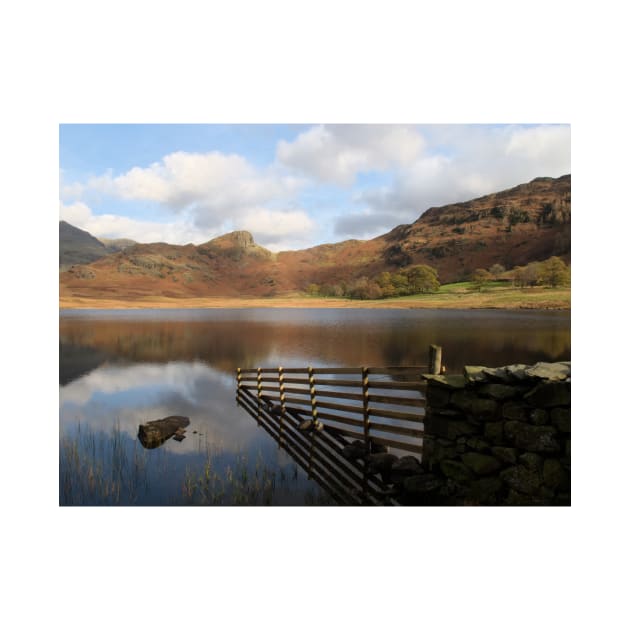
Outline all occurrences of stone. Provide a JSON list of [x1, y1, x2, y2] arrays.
[[506, 489, 547, 506], [390, 455, 423, 478], [461, 452, 502, 476], [447, 420, 477, 440], [423, 374, 467, 389], [466, 437, 491, 452], [543, 459, 570, 491], [430, 408, 467, 418], [440, 459, 475, 482], [504, 421, 561, 453], [502, 402, 528, 422], [500, 465, 542, 495], [524, 362, 570, 381], [423, 438, 457, 464], [524, 382, 570, 408], [491, 446, 518, 465], [478, 383, 522, 400], [529, 409, 549, 426], [470, 477, 505, 505], [504, 364, 530, 381], [342, 440, 367, 460], [518, 453, 543, 471], [366, 453, 398, 474], [550, 408, 571, 433], [471, 398, 499, 420], [138, 415, 190, 449], [426, 386, 452, 408], [450, 390, 476, 412], [480, 366, 513, 382], [484, 422, 504, 444], [463, 366, 489, 383], [403, 474, 443, 494]]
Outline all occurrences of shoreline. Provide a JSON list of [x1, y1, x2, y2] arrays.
[[59, 291, 571, 311]]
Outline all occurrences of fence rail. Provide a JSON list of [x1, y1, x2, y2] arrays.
[[235, 348, 443, 456]]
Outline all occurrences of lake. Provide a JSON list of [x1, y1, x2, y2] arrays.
[[59, 308, 570, 506]]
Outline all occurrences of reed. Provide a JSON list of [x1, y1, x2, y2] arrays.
[[60, 422, 332, 506]]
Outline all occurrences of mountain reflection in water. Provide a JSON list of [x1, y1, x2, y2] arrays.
[[59, 308, 570, 505]]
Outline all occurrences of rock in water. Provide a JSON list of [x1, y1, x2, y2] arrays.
[[138, 415, 190, 449]]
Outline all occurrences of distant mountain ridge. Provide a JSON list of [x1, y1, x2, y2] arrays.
[[59, 221, 136, 270], [59, 174, 570, 300]]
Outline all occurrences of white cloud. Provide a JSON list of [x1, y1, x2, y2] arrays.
[[62, 149, 316, 247], [86, 151, 303, 231], [59, 201, 315, 251], [277, 124, 425, 185], [334, 124, 571, 240], [59, 201, 210, 244], [59, 201, 92, 225], [238, 207, 316, 251]]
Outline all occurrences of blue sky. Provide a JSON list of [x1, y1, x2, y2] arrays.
[[59, 123, 570, 251]]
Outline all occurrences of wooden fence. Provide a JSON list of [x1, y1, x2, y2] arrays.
[[236, 385, 399, 505], [235, 346, 442, 456]]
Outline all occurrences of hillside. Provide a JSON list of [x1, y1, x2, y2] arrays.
[[60, 221, 137, 269], [59, 220, 109, 270], [59, 174, 570, 301]]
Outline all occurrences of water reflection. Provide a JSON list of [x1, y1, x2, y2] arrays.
[[59, 308, 570, 505], [60, 308, 570, 377]]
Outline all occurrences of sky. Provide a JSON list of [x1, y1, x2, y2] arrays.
[[59, 123, 571, 251]]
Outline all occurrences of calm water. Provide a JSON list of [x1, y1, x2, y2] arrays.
[[59, 308, 570, 506]]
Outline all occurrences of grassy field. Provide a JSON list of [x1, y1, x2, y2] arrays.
[[60, 283, 570, 310]]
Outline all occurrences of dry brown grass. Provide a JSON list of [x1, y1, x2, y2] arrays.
[[59, 286, 570, 310]]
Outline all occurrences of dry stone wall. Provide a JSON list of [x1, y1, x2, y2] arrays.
[[422, 362, 570, 506]]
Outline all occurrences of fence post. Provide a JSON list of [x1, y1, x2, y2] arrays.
[[362, 367, 370, 452], [429, 345, 443, 375], [278, 366, 286, 414], [256, 367, 263, 423], [236, 367, 242, 404], [278, 366, 286, 444], [308, 366, 318, 425]]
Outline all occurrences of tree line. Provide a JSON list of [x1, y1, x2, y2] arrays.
[[306, 256, 570, 299], [307, 264, 440, 300], [471, 256, 570, 290]]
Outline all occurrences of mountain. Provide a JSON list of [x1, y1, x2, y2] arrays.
[[59, 221, 137, 269], [59, 174, 570, 300], [59, 220, 109, 270], [99, 237, 137, 254]]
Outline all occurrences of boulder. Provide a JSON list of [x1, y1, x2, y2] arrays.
[[484, 421, 504, 444], [138, 415, 190, 449], [463, 366, 489, 383], [524, 382, 570, 408], [461, 452, 502, 476], [403, 474, 443, 494], [542, 459, 570, 491], [478, 383, 523, 400], [504, 421, 561, 453], [366, 453, 398, 474], [491, 446, 518, 465], [529, 409, 549, 426], [550, 408, 571, 433], [424, 374, 467, 389], [524, 362, 570, 381], [500, 465, 542, 495], [440, 459, 474, 483], [502, 402, 528, 422]]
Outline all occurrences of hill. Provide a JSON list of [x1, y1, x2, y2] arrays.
[[59, 175, 570, 301], [59, 220, 109, 270]]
